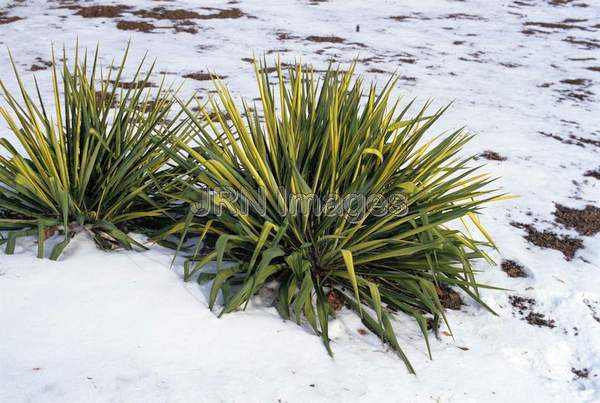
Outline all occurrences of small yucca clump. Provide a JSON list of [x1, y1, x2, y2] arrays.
[[167, 61, 503, 372], [0, 46, 181, 259]]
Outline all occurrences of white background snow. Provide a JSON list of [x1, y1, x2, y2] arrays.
[[0, 0, 599, 402]]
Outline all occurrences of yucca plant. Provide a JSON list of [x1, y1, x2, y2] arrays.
[[166, 60, 504, 373], [0, 46, 182, 259]]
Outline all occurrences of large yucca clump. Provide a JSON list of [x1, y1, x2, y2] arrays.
[[0, 47, 180, 259], [167, 61, 502, 372]]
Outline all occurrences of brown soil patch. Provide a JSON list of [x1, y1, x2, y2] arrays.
[[135, 99, 169, 114], [522, 28, 548, 36], [524, 20, 590, 31], [183, 72, 226, 81], [436, 286, 463, 310], [75, 5, 131, 18], [134, 7, 201, 19], [444, 13, 485, 21], [549, 0, 589, 6], [479, 150, 507, 161], [390, 13, 430, 22], [199, 8, 248, 19], [500, 62, 521, 68], [526, 311, 556, 327], [554, 204, 600, 236], [327, 290, 343, 311], [560, 89, 595, 102], [116, 20, 155, 32], [583, 299, 600, 323], [511, 222, 583, 260], [259, 66, 278, 74], [95, 91, 119, 109], [459, 51, 486, 63], [501, 260, 527, 277], [571, 368, 590, 379], [108, 80, 156, 89], [561, 78, 591, 86], [0, 12, 22, 24], [29, 64, 47, 72], [573, 135, 600, 147], [133, 7, 248, 20], [398, 57, 416, 64], [174, 23, 198, 34], [29, 58, 52, 71], [539, 131, 598, 147], [276, 31, 299, 41], [509, 295, 556, 328], [563, 36, 600, 50], [584, 168, 600, 180], [306, 35, 345, 43], [587, 66, 600, 72], [390, 15, 413, 22]]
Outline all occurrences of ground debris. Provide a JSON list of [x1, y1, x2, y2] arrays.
[[509, 295, 556, 328], [511, 222, 583, 260], [554, 204, 600, 236], [501, 260, 527, 277], [436, 286, 463, 310]]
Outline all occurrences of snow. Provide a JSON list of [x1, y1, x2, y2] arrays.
[[1, 0, 600, 402]]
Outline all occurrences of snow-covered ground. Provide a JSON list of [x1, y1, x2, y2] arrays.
[[1, 0, 599, 402]]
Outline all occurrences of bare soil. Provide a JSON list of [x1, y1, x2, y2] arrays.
[[511, 222, 583, 260], [479, 150, 507, 161], [524, 20, 590, 31], [501, 260, 527, 277], [29, 58, 52, 71], [327, 290, 344, 311], [306, 35, 345, 43], [539, 131, 599, 147], [0, 12, 22, 24], [276, 31, 299, 41], [571, 367, 590, 379], [583, 299, 600, 323], [183, 72, 226, 81], [554, 204, 600, 236], [133, 7, 249, 20], [509, 295, 556, 328], [584, 168, 600, 180], [134, 7, 201, 20], [563, 36, 600, 50], [116, 20, 155, 32], [108, 80, 157, 89], [436, 286, 463, 310], [75, 5, 131, 18], [444, 13, 485, 21]]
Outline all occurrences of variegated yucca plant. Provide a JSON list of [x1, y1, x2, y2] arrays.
[[0, 46, 181, 259], [165, 61, 505, 373]]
